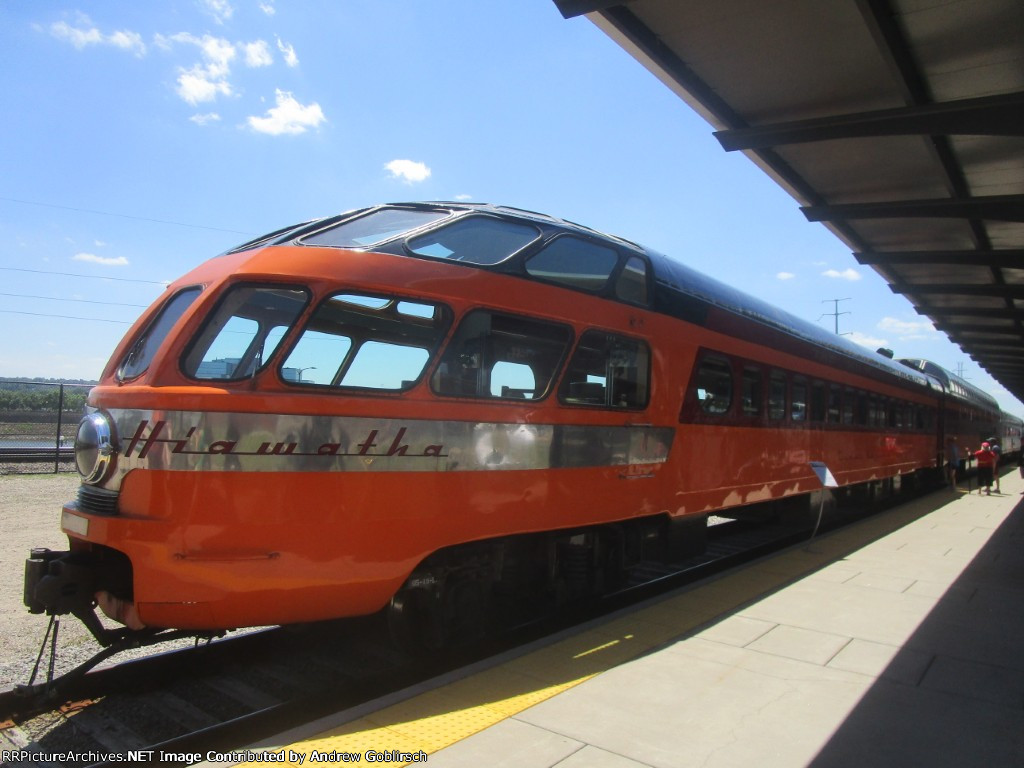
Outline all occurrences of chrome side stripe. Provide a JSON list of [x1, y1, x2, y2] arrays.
[[104, 409, 674, 480]]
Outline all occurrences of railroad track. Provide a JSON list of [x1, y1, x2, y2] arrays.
[[0, 500, 894, 766], [0, 446, 73, 463]]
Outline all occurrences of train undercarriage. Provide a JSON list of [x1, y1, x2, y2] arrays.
[[23, 465, 945, 671]]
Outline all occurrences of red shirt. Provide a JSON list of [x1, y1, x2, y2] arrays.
[[974, 448, 996, 468]]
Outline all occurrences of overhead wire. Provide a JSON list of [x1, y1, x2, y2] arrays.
[[0, 292, 150, 308], [0, 267, 170, 285], [0, 310, 132, 325], [0, 276, 157, 324], [0, 195, 254, 236]]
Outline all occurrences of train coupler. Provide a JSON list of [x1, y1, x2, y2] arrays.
[[23, 547, 126, 647]]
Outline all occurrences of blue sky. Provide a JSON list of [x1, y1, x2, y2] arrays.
[[2, 1, 1020, 414]]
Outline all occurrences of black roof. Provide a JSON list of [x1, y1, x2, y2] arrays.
[[243, 201, 1013, 398], [257, 202, 941, 392]]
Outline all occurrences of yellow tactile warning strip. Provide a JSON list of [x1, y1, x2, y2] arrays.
[[234, 495, 947, 766]]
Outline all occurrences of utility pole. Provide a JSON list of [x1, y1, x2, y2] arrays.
[[819, 297, 851, 335]]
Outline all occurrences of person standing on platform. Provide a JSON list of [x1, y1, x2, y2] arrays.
[[973, 442, 996, 495], [987, 437, 1002, 493], [946, 438, 960, 490]]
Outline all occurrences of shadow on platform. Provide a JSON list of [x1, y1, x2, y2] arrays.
[[807, 494, 1024, 767]]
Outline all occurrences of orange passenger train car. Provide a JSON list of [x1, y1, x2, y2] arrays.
[[24, 202, 999, 651]]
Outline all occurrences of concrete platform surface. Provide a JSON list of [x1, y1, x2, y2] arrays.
[[233, 468, 1024, 768]]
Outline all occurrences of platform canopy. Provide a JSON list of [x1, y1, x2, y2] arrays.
[[555, 0, 1024, 405]]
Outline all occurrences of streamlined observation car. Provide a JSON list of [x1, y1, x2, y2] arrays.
[[26, 203, 987, 648]]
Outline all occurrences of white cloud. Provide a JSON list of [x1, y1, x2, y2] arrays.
[[189, 112, 221, 125], [200, 0, 234, 25], [50, 20, 101, 49], [454, 194, 472, 201], [276, 37, 299, 67], [847, 330, 888, 350], [822, 268, 861, 281], [385, 159, 432, 184], [187, 34, 236, 77], [165, 33, 237, 105], [50, 19, 146, 57], [260, 2, 276, 15], [878, 316, 936, 339], [776, 271, 795, 280], [244, 40, 273, 68], [177, 65, 232, 104], [247, 90, 326, 135], [107, 29, 146, 56], [73, 252, 129, 267]]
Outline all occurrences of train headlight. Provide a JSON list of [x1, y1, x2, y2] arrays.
[[75, 412, 118, 485]]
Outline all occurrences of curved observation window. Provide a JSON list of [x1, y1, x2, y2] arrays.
[[301, 208, 449, 248], [615, 256, 649, 305], [432, 310, 571, 400], [117, 286, 202, 381], [407, 216, 540, 265], [282, 293, 451, 390], [525, 236, 619, 292], [225, 219, 316, 254], [183, 285, 309, 381]]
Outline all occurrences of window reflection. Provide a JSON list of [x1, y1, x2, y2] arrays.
[[183, 285, 308, 381], [282, 293, 450, 391], [432, 310, 571, 400]]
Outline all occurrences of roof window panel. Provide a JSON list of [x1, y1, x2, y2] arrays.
[[406, 216, 540, 265], [301, 208, 449, 248], [525, 236, 619, 292]]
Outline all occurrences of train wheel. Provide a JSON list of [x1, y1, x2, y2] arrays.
[[388, 574, 490, 656], [388, 588, 442, 656]]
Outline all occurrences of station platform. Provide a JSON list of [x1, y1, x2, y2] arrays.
[[235, 468, 1024, 768]]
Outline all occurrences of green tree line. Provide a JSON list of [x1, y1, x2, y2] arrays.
[[0, 386, 91, 412]]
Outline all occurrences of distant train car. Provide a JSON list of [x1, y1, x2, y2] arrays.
[[24, 203, 1003, 650], [897, 358, 1001, 463], [997, 411, 1023, 460]]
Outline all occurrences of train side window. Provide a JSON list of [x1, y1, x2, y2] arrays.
[[842, 387, 855, 425], [696, 356, 732, 415], [810, 381, 826, 422], [768, 370, 787, 420], [281, 292, 451, 390], [407, 216, 540, 265], [184, 285, 309, 381], [615, 256, 649, 305], [432, 310, 572, 400], [118, 286, 202, 381], [559, 331, 650, 409], [741, 366, 762, 417], [856, 392, 868, 426], [791, 377, 807, 422], [900, 403, 912, 430], [525, 236, 618, 293], [827, 384, 841, 423]]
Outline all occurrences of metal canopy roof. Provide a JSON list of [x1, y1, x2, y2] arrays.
[[555, 0, 1024, 406]]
